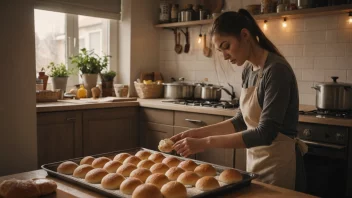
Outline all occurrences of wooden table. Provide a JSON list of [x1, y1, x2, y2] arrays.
[[0, 170, 316, 198]]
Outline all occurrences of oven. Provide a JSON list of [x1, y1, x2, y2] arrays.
[[297, 123, 349, 198]]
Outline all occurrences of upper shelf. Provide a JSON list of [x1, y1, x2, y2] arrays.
[[155, 4, 352, 28]]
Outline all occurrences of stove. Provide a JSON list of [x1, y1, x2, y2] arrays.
[[299, 109, 352, 118], [161, 99, 239, 109]]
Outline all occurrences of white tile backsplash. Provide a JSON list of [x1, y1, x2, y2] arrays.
[[159, 11, 352, 105]]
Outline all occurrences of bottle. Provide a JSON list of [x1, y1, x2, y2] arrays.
[[171, 4, 179, 22], [38, 70, 49, 90], [159, 0, 171, 23], [77, 84, 87, 99]]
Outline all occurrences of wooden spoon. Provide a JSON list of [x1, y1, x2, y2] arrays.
[[175, 30, 183, 54], [203, 34, 212, 57], [184, 28, 190, 53]]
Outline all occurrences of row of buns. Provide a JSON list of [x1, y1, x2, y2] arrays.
[[56, 150, 243, 197]]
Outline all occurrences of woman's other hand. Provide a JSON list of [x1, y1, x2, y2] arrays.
[[170, 128, 197, 143], [173, 137, 209, 157]]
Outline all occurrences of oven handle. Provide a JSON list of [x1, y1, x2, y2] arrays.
[[298, 139, 346, 150]]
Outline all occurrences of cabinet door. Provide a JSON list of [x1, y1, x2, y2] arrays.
[[174, 111, 223, 128], [83, 107, 138, 156], [37, 111, 82, 167], [140, 122, 173, 151]]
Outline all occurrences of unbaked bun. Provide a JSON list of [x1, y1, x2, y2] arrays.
[[145, 173, 170, 189], [57, 161, 78, 175], [178, 160, 198, 171], [101, 173, 125, 190], [114, 153, 132, 163], [135, 150, 152, 160], [92, 157, 111, 168], [195, 176, 220, 191], [137, 159, 155, 169], [80, 156, 95, 165], [132, 184, 163, 198], [0, 179, 57, 198], [116, 163, 138, 177], [32, 179, 57, 196], [165, 167, 185, 181], [123, 156, 141, 166], [158, 139, 174, 153], [150, 163, 169, 174], [85, 168, 109, 184], [162, 157, 181, 168], [194, 164, 217, 177], [148, 153, 165, 163], [130, 168, 152, 183], [161, 181, 187, 198], [219, 169, 243, 184], [103, 160, 122, 173], [177, 171, 200, 186], [73, 164, 94, 178], [120, 177, 143, 195]]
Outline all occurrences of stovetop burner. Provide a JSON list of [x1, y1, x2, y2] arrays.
[[162, 99, 238, 109], [299, 109, 352, 118]]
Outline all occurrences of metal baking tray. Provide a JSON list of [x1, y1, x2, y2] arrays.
[[42, 147, 258, 198]]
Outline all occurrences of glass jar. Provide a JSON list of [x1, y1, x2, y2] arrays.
[[261, 0, 273, 14], [159, 0, 170, 23], [36, 78, 43, 91], [171, 4, 179, 22]]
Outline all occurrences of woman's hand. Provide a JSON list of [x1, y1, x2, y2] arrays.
[[173, 137, 209, 157], [170, 128, 197, 143]]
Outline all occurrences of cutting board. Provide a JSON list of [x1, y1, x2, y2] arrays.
[[64, 97, 137, 104]]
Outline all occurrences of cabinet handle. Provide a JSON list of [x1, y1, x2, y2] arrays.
[[66, 117, 76, 121], [185, 119, 202, 123]]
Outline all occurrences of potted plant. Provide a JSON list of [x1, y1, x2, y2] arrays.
[[70, 48, 111, 97], [100, 70, 116, 97], [47, 62, 74, 93]]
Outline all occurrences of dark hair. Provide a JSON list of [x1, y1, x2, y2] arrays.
[[210, 9, 283, 57]]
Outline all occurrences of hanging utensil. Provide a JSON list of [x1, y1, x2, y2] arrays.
[[174, 29, 183, 54], [184, 28, 190, 53], [203, 34, 212, 57]]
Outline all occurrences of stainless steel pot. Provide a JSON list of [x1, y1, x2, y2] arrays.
[[163, 78, 195, 99], [194, 83, 204, 99], [312, 77, 352, 111], [201, 85, 222, 101]]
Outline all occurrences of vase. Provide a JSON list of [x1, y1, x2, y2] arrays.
[[52, 77, 68, 93], [102, 81, 114, 97], [38, 72, 49, 90], [82, 74, 98, 98]]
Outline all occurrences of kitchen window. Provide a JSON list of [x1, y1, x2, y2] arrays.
[[34, 9, 116, 89]]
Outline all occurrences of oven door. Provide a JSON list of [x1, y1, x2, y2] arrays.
[[298, 139, 347, 198]]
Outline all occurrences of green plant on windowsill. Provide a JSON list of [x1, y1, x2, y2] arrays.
[[100, 70, 116, 82], [46, 62, 75, 77], [70, 48, 111, 74]]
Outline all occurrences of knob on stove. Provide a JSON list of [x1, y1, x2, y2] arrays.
[[303, 129, 311, 137], [336, 132, 344, 141]]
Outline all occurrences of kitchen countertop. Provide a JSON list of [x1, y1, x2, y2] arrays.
[[0, 170, 316, 198], [36, 98, 352, 127]]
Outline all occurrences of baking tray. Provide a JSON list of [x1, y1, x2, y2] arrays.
[[42, 147, 258, 198]]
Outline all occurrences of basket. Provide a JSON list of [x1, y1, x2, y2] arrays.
[[36, 90, 60, 102], [134, 82, 163, 99]]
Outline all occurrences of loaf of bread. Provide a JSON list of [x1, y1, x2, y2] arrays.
[[137, 159, 155, 169], [165, 167, 185, 181], [162, 157, 181, 168], [178, 160, 198, 171], [92, 157, 111, 168], [135, 150, 152, 160], [148, 153, 165, 163], [114, 153, 132, 163], [130, 168, 152, 183], [158, 139, 174, 153], [150, 163, 169, 174], [0, 178, 57, 198], [145, 173, 169, 189], [194, 164, 217, 177], [116, 163, 138, 177], [161, 181, 187, 198], [73, 164, 94, 178], [103, 161, 122, 173], [218, 169, 243, 184], [195, 176, 220, 191], [80, 156, 95, 165], [177, 171, 200, 186], [57, 161, 79, 175], [132, 184, 163, 198], [101, 173, 125, 190], [85, 168, 109, 184], [123, 156, 141, 166], [120, 177, 143, 195]]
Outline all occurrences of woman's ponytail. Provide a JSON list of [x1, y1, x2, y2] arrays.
[[211, 9, 283, 57]]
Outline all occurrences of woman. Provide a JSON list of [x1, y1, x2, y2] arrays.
[[170, 9, 307, 191]]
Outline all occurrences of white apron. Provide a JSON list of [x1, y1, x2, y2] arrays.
[[240, 67, 306, 190]]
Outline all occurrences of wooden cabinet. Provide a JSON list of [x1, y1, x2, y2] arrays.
[[140, 122, 173, 151], [37, 111, 82, 167], [82, 107, 139, 156], [174, 111, 223, 128]]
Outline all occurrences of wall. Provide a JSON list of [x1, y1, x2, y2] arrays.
[[159, 0, 352, 105], [0, 0, 38, 176]]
